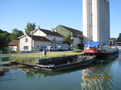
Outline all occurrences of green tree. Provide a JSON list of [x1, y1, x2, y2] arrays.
[[25, 22, 36, 34], [0, 29, 11, 49], [77, 43, 84, 49], [9, 28, 24, 40], [117, 33, 121, 41], [0, 33, 8, 49], [63, 34, 73, 46]]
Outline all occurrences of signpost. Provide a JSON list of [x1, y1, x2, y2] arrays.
[[43, 50, 47, 58]]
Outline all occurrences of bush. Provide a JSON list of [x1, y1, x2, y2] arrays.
[[75, 46, 80, 49], [77, 44, 84, 49], [73, 49, 82, 53]]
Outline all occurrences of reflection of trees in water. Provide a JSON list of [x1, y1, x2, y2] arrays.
[[81, 63, 114, 90]]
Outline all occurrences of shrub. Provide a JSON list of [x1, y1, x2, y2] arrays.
[[73, 49, 82, 53], [77, 44, 84, 49], [75, 46, 80, 49]]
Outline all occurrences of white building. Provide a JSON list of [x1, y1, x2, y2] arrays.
[[83, 0, 110, 45], [18, 26, 64, 51]]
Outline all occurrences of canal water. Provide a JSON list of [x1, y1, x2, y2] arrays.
[[0, 53, 121, 90]]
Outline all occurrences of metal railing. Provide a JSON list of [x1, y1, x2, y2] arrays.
[[0, 51, 2, 70], [0, 48, 40, 65]]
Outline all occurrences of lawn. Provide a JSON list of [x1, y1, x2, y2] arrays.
[[10, 51, 84, 64]]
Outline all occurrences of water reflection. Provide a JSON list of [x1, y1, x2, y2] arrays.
[[1, 57, 121, 90], [81, 61, 115, 90], [18, 62, 115, 90], [19, 67, 85, 78]]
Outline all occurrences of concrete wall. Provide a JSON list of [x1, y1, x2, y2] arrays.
[[20, 35, 32, 51], [83, 0, 92, 44], [72, 37, 82, 47], [83, 0, 110, 45]]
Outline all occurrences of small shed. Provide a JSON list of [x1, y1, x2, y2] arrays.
[[8, 40, 19, 52]]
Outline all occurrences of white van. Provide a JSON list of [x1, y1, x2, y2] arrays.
[[64, 46, 68, 50], [57, 46, 63, 51], [43, 46, 49, 51], [48, 46, 54, 51], [53, 46, 58, 51]]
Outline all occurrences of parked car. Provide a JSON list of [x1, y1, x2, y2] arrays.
[[69, 47, 75, 50], [53, 46, 58, 51], [57, 46, 63, 51], [43, 46, 50, 51], [48, 46, 54, 51], [64, 46, 69, 50], [40, 46, 44, 51]]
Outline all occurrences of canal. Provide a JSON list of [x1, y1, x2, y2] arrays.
[[0, 53, 121, 90]]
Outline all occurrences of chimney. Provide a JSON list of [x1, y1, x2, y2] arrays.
[[54, 29, 57, 32], [37, 26, 40, 29], [51, 28, 54, 32]]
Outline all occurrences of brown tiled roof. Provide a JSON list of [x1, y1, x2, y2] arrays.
[[8, 40, 19, 46], [61, 25, 83, 36], [28, 35, 51, 42], [39, 28, 64, 37]]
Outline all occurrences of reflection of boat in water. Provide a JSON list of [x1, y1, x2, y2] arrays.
[[19, 64, 96, 78], [117, 46, 121, 52], [34, 55, 95, 71], [81, 61, 114, 90], [18, 60, 115, 90]]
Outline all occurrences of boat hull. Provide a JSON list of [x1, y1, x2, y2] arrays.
[[84, 49, 119, 60], [34, 55, 96, 71]]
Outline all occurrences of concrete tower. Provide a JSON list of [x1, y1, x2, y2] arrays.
[[83, 0, 110, 45]]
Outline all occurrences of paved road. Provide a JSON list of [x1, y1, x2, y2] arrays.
[[2, 51, 73, 57]]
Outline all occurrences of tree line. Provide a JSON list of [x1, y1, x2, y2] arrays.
[[0, 22, 75, 49], [0, 22, 36, 49]]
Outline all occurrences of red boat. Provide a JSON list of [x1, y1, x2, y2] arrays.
[[84, 42, 119, 60]]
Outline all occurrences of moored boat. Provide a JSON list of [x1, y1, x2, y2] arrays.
[[34, 55, 96, 71], [84, 42, 119, 60]]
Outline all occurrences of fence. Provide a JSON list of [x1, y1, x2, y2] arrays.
[[0, 48, 40, 65], [0, 51, 2, 70]]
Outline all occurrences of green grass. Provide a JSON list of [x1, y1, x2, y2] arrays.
[[73, 49, 82, 52], [10, 51, 84, 65]]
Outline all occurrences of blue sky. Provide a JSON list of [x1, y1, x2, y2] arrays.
[[0, 0, 121, 38]]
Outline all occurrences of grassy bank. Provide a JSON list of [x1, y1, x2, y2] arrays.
[[10, 51, 84, 64]]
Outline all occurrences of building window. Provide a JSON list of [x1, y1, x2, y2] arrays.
[[37, 45, 39, 48], [73, 34, 77, 37], [53, 38, 56, 41], [25, 38, 28, 43], [24, 46, 28, 50]]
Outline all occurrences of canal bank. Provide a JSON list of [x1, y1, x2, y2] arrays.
[[0, 55, 121, 90]]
